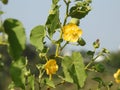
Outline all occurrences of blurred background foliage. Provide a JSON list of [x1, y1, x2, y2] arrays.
[[0, 44, 120, 90]]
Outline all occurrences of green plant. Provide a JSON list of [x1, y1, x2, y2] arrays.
[[0, 0, 117, 90]]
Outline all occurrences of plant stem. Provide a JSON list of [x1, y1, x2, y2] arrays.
[[63, 0, 70, 26], [45, 55, 48, 61], [60, 41, 68, 51], [45, 77, 52, 90], [38, 70, 45, 90], [49, 74, 52, 80], [85, 51, 103, 70], [57, 55, 63, 59], [55, 0, 70, 57], [84, 59, 94, 70], [55, 44, 60, 57], [106, 86, 110, 90]]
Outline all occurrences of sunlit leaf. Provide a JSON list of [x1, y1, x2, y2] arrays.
[[70, 52, 87, 88], [46, 6, 60, 38], [3, 18, 26, 60], [8, 82, 15, 90], [30, 25, 46, 51], [52, 0, 59, 4], [44, 78, 55, 88], [28, 75, 35, 90], [62, 52, 87, 88], [10, 58, 26, 89], [62, 56, 73, 83]]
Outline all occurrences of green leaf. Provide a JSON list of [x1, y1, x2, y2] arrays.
[[0, 10, 4, 15], [69, 1, 91, 19], [30, 25, 46, 51], [46, 6, 60, 38], [1, 0, 8, 4], [44, 78, 55, 88], [102, 48, 110, 54], [92, 77, 103, 83], [92, 77, 105, 88], [87, 50, 95, 56], [52, 0, 59, 4], [94, 64, 105, 73], [10, 58, 26, 89], [8, 82, 15, 90], [62, 56, 73, 83], [28, 75, 35, 90], [45, 0, 60, 38], [70, 52, 87, 88], [3, 18, 26, 60], [62, 52, 87, 88]]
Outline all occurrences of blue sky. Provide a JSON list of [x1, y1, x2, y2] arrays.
[[1, 0, 120, 51]]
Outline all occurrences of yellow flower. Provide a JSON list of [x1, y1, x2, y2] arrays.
[[114, 69, 120, 83], [44, 59, 58, 79], [62, 23, 83, 42]]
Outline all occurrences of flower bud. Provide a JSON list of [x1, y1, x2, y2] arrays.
[[69, 18, 80, 25]]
